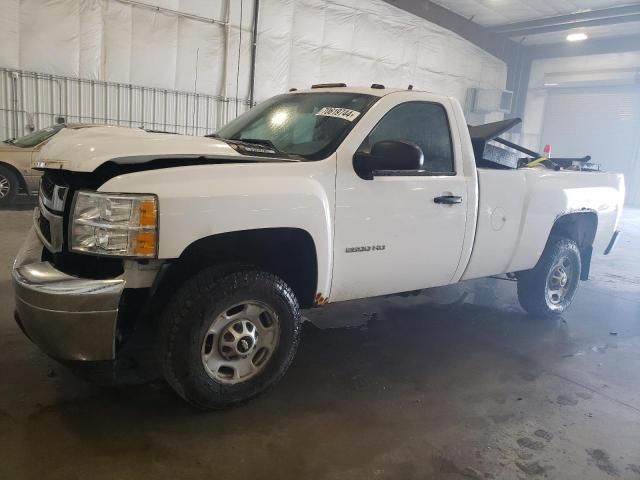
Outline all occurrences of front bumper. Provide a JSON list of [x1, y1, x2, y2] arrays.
[[12, 226, 125, 361]]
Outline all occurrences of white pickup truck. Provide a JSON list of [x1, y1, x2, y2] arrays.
[[13, 85, 624, 409]]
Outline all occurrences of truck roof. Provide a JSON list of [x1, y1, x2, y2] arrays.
[[290, 85, 448, 100]]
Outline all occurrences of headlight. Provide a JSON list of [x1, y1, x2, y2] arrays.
[[70, 191, 158, 258]]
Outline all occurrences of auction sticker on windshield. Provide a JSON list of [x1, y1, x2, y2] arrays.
[[316, 107, 361, 122]]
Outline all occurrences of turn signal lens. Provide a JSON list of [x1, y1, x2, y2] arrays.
[[138, 199, 157, 226], [133, 231, 157, 256]]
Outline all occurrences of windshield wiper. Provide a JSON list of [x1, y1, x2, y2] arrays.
[[208, 134, 277, 151], [214, 136, 303, 160], [231, 138, 279, 151]]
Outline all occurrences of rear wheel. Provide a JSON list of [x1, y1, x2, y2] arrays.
[[517, 236, 581, 317], [0, 166, 18, 206], [158, 266, 301, 410]]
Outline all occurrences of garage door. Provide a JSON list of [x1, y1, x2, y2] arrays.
[[541, 87, 640, 206]]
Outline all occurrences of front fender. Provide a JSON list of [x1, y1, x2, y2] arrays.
[[99, 159, 336, 297]]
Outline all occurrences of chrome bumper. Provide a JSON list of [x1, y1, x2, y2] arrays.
[[12, 227, 125, 361]]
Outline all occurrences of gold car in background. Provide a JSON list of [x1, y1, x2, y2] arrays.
[[0, 125, 64, 206]]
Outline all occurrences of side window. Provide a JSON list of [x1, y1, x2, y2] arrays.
[[361, 101, 455, 174]]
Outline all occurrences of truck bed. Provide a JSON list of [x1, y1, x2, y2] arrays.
[[461, 167, 624, 281]]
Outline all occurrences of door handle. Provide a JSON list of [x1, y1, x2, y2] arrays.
[[434, 195, 463, 205]]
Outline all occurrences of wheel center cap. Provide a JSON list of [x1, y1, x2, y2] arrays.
[[219, 320, 259, 359], [237, 336, 254, 354]]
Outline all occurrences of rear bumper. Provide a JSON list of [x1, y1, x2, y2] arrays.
[[12, 227, 125, 361], [604, 230, 620, 255]]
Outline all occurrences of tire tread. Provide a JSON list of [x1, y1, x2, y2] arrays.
[[157, 265, 301, 410], [517, 235, 581, 318]]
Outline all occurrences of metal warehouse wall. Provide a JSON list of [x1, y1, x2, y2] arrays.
[[523, 52, 640, 206], [0, 0, 507, 139]]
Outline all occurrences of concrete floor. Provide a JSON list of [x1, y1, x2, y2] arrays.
[[1, 203, 639, 480]]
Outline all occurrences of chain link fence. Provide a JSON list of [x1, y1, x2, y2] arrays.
[[1, 67, 252, 140]]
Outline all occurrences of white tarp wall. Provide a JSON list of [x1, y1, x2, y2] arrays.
[[0, 0, 237, 96], [256, 0, 506, 103], [0, 0, 506, 137]]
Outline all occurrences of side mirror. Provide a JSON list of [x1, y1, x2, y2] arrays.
[[353, 140, 424, 180]]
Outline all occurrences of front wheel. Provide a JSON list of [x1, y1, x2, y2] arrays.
[[158, 266, 301, 410], [517, 236, 581, 317]]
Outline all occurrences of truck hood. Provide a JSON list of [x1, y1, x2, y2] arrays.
[[34, 126, 293, 172]]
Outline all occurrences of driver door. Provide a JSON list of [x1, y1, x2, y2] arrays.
[[331, 97, 470, 301]]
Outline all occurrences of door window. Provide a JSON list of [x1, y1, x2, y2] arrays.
[[360, 101, 454, 174]]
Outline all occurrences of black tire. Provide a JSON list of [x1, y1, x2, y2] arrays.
[[158, 266, 301, 410], [0, 165, 19, 206], [517, 236, 581, 317]]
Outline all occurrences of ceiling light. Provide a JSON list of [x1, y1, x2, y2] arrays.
[[567, 32, 588, 42]]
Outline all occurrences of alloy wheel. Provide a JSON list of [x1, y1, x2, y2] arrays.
[[0, 174, 10, 199]]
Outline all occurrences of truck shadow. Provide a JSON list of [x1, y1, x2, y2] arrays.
[[18, 295, 573, 479]]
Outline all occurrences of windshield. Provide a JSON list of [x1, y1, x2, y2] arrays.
[[214, 92, 377, 160], [10, 125, 63, 148]]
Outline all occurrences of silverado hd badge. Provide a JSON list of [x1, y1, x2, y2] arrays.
[[345, 245, 386, 253]]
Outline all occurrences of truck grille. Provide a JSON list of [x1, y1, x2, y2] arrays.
[[40, 173, 55, 199], [39, 173, 68, 213], [37, 213, 52, 244], [34, 172, 68, 253]]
